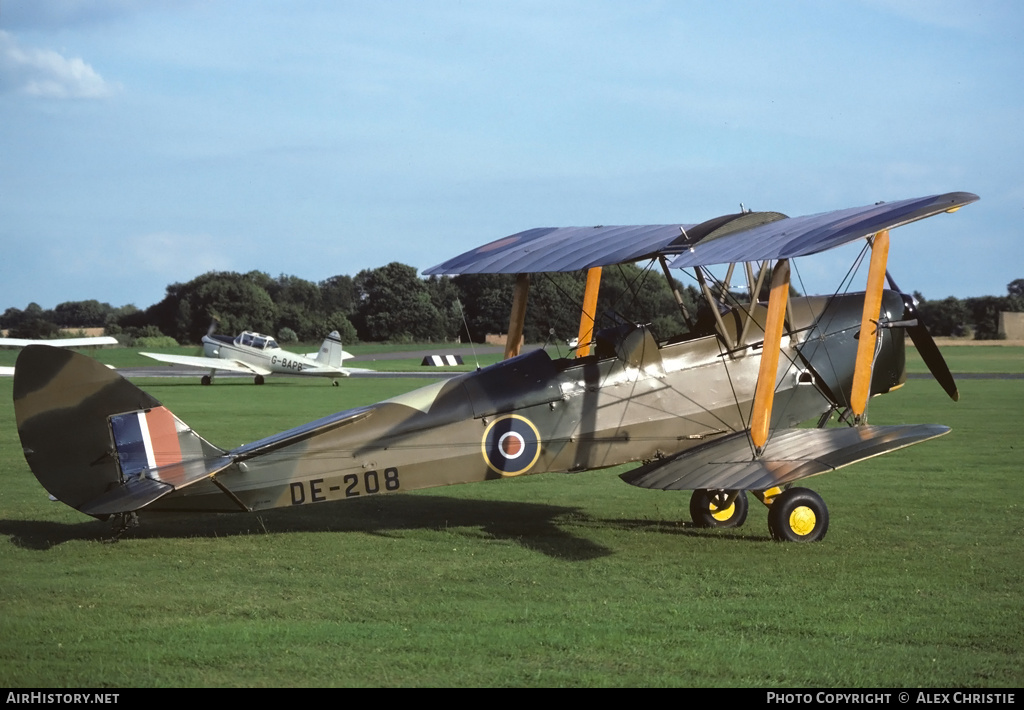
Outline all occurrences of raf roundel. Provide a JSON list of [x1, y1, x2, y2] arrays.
[[481, 415, 542, 476]]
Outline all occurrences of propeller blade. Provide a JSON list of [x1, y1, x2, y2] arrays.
[[899, 293, 959, 401], [886, 270, 959, 402]]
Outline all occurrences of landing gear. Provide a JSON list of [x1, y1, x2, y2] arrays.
[[105, 511, 139, 542], [767, 487, 829, 542], [689, 489, 748, 528], [201, 375, 212, 386], [254, 375, 265, 385], [332, 379, 339, 387]]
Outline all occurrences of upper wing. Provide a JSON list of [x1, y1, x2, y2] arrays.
[[669, 192, 978, 269], [423, 192, 977, 275], [424, 224, 698, 275], [0, 336, 118, 348], [620, 424, 950, 492], [139, 352, 273, 376]]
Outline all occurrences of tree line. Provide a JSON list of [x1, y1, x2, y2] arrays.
[[2, 266, 1022, 345]]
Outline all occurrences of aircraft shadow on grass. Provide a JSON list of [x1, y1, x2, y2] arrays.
[[0, 494, 629, 560]]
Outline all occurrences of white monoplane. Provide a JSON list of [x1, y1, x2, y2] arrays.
[[140, 330, 358, 385]]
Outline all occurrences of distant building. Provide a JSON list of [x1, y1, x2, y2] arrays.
[[998, 312, 1024, 340]]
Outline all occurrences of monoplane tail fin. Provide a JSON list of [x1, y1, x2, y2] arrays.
[[314, 331, 352, 368]]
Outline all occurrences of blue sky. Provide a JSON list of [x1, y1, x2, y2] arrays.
[[1, 0, 1020, 313]]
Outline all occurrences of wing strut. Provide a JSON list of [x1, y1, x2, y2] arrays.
[[695, 268, 732, 349], [850, 230, 890, 423], [737, 261, 770, 349], [658, 256, 690, 322], [504, 273, 530, 360], [576, 267, 602, 357], [750, 259, 790, 454]]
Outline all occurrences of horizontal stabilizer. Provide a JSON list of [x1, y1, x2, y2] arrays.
[[80, 476, 171, 517], [621, 424, 950, 492], [230, 406, 375, 462], [80, 455, 235, 516]]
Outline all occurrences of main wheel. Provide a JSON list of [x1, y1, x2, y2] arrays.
[[254, 375, 265, 385], [689, 489, 748, 528], [201, 375, 212, 386], [767, 487, 829, 542]]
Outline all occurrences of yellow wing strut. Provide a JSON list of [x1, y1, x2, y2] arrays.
[[750, 259, 790, 453], [576, 267, 602, 357], [850, 230, 890, 422], [504, 273, 530, 360]]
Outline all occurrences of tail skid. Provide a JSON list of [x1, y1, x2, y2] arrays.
[[14, 346, 229, 519]]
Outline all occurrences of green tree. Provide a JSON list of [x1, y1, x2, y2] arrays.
[[522, 272, 584, 344], [452, 273, 515, 342], [3, 303, 60, 339], [595, 264, 696, 340], [268, 275, 325, 338], [965, 295, 1011, 340], [424, 275, 464, 341], [320, 274, 356, 316], [143, 271, 277, 343], [917, 296, 969, 337], [1007, 279, 1024, 311], [354, 263, 444, 342], [51, 300, 112, 328]]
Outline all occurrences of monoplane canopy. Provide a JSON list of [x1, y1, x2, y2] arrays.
[[424, 192, 978, 275]]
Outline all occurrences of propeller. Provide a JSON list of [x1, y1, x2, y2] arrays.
[[886, 272, 959, 402], [194, 318, 219, 356]]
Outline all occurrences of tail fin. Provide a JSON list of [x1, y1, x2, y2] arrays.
[[314, 331, 353, 369], [14, 346, 230, 519]]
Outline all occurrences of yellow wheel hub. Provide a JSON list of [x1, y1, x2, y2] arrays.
[[789, 505, 817, 536], [710, 500, 735, 522]]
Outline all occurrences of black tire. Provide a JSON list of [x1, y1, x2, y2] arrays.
[[254, 375, 265, 385], [689, 489, 749, 528], [200, 375, 212, 386], [767, 487, 829, 542]]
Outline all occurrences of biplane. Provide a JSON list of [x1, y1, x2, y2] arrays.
[[12, 191, 977, 542], [139, 329, 358, 385]]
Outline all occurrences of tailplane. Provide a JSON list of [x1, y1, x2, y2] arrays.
[[13, 346, 229, 519]]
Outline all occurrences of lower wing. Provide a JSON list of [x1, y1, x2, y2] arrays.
[[621, 425, 950, 492], [139, 352, 272, 376]]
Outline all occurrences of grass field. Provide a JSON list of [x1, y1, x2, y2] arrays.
[[0, 342, 502, 374], [3, 338, 1022, 375], [1, 353, 1022, 687]]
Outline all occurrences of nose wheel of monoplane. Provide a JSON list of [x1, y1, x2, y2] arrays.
[[766, 487, 829, 542], [689, 489, 749, 528]]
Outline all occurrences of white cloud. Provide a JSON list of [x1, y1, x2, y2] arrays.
[[0, 30, 118, 98]]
